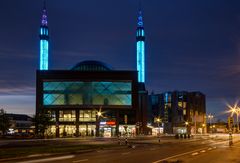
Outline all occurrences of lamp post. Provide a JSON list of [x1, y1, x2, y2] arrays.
[[96, 110, 102, 137], [207, 114, 214, 133], [227, 102, 240, 133], [236, 107, 240, 133], [156, 118, 161, 135], [156, 118, 161, 143], [230, 107, 240, 133], [202, 123, 205, 134], [185, 121, 189, 134]]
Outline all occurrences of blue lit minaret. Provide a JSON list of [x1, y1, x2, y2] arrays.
[[39, 1, 49, 70], [136, 8, 145, 83]]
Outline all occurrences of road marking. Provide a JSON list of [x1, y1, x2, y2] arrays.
[[152, 148, 207, 163], [191, 152, 199, 156], [27, 154, 51, 158], [17, 155, 75, 163], [73, 159, 89, 162], [208, 147, 212, 150], [122, 152, 131, 155], [200, 150, 206, 153]]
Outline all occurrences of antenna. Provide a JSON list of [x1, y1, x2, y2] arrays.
[[43, 0, 46, 10], [139, 0, 142, 12]]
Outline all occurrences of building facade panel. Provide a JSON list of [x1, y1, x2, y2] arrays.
[[36, 67, 141, 137]]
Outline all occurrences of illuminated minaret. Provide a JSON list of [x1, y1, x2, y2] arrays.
[[136, 8, 145, 83], [39, 0, 49, 70]]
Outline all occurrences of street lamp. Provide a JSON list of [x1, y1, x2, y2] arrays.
[[237, 107, 240, 132], [202, 124, 205, 134], [227, 102, 240, 133], [207, 114, 214, 133], [96, 108, 103, 137], [97, 111, 102, 117], [156, 118, 161, 142], [155, 118, 161, 135], [185, 121, 189, 134], [231, 107, 240, 133]]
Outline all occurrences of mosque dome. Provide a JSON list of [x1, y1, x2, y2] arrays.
[[71, 60, 113, 71]]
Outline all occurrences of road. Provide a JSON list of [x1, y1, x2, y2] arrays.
[[2, 134, 240, 163]]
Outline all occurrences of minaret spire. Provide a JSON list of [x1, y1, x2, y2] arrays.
[[39, 0, 49, 70], [138, 0, 143, 27], [136, 0, 145, 83], [41, 0, 48, 26]]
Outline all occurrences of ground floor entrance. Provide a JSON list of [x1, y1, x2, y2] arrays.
[[47, 123, 137, 138]]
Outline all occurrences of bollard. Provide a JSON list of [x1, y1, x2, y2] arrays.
[[158, 137, 160, 143], [125, 137, 128, 145]]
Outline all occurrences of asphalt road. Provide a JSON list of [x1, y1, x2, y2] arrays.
[[3, 135, 240, 163]]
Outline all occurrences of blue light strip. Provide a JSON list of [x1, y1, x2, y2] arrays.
[[136, 9, 145, 83], [40, 39, 49, 70], [39, 2, 49, 70], [137, 40, 145, 83], [165, 93, 168, 103]]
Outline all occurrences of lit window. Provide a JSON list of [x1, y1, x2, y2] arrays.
[[59, 110, 76, 122]]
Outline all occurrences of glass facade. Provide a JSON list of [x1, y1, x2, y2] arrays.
[[59, 110, 76, 122], [59, 125, 76, 137], [79, 110, 96, 122], [43, 81, 132, 106]]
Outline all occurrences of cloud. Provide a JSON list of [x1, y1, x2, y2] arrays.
[[0, 86, 35, 95], [0, 95, 35, 115], [0, 48, 37, 59]]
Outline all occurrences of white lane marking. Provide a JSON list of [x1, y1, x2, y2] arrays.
[[17, 155, 75, 163], [73, 159, 89, 163], [152, 148, 207, 163], [208, 147, 212, 150], [213, 146, 217, 149], [27, 154, 51, 158], [191, 152, 199, 156], [122, 152, 131, 155], [200, 150, 206, 153]]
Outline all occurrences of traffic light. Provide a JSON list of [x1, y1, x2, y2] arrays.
[[228, 116, 234, 129]]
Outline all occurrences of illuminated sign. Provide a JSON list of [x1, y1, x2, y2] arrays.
[[100, 121, 116, 125], [106, 121, 116, 125], [100, 122, 106, 125]]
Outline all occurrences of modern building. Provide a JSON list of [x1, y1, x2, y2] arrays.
[[6, 114, 34, 135], [36, 61, 148, 137], [149, 91, 206, 134]]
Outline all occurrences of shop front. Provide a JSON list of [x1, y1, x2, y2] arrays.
[[119, 125, 136, 137], [99, 121, 116, 137], [152, 127, 163, 136], [79, 124, 96, 136], [59, 125, 76, 137]]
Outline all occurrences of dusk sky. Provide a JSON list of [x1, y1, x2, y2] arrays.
[[0, 0, 240, 120]]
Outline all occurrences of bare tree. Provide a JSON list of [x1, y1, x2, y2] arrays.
[[0, 109, 11, 136]]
